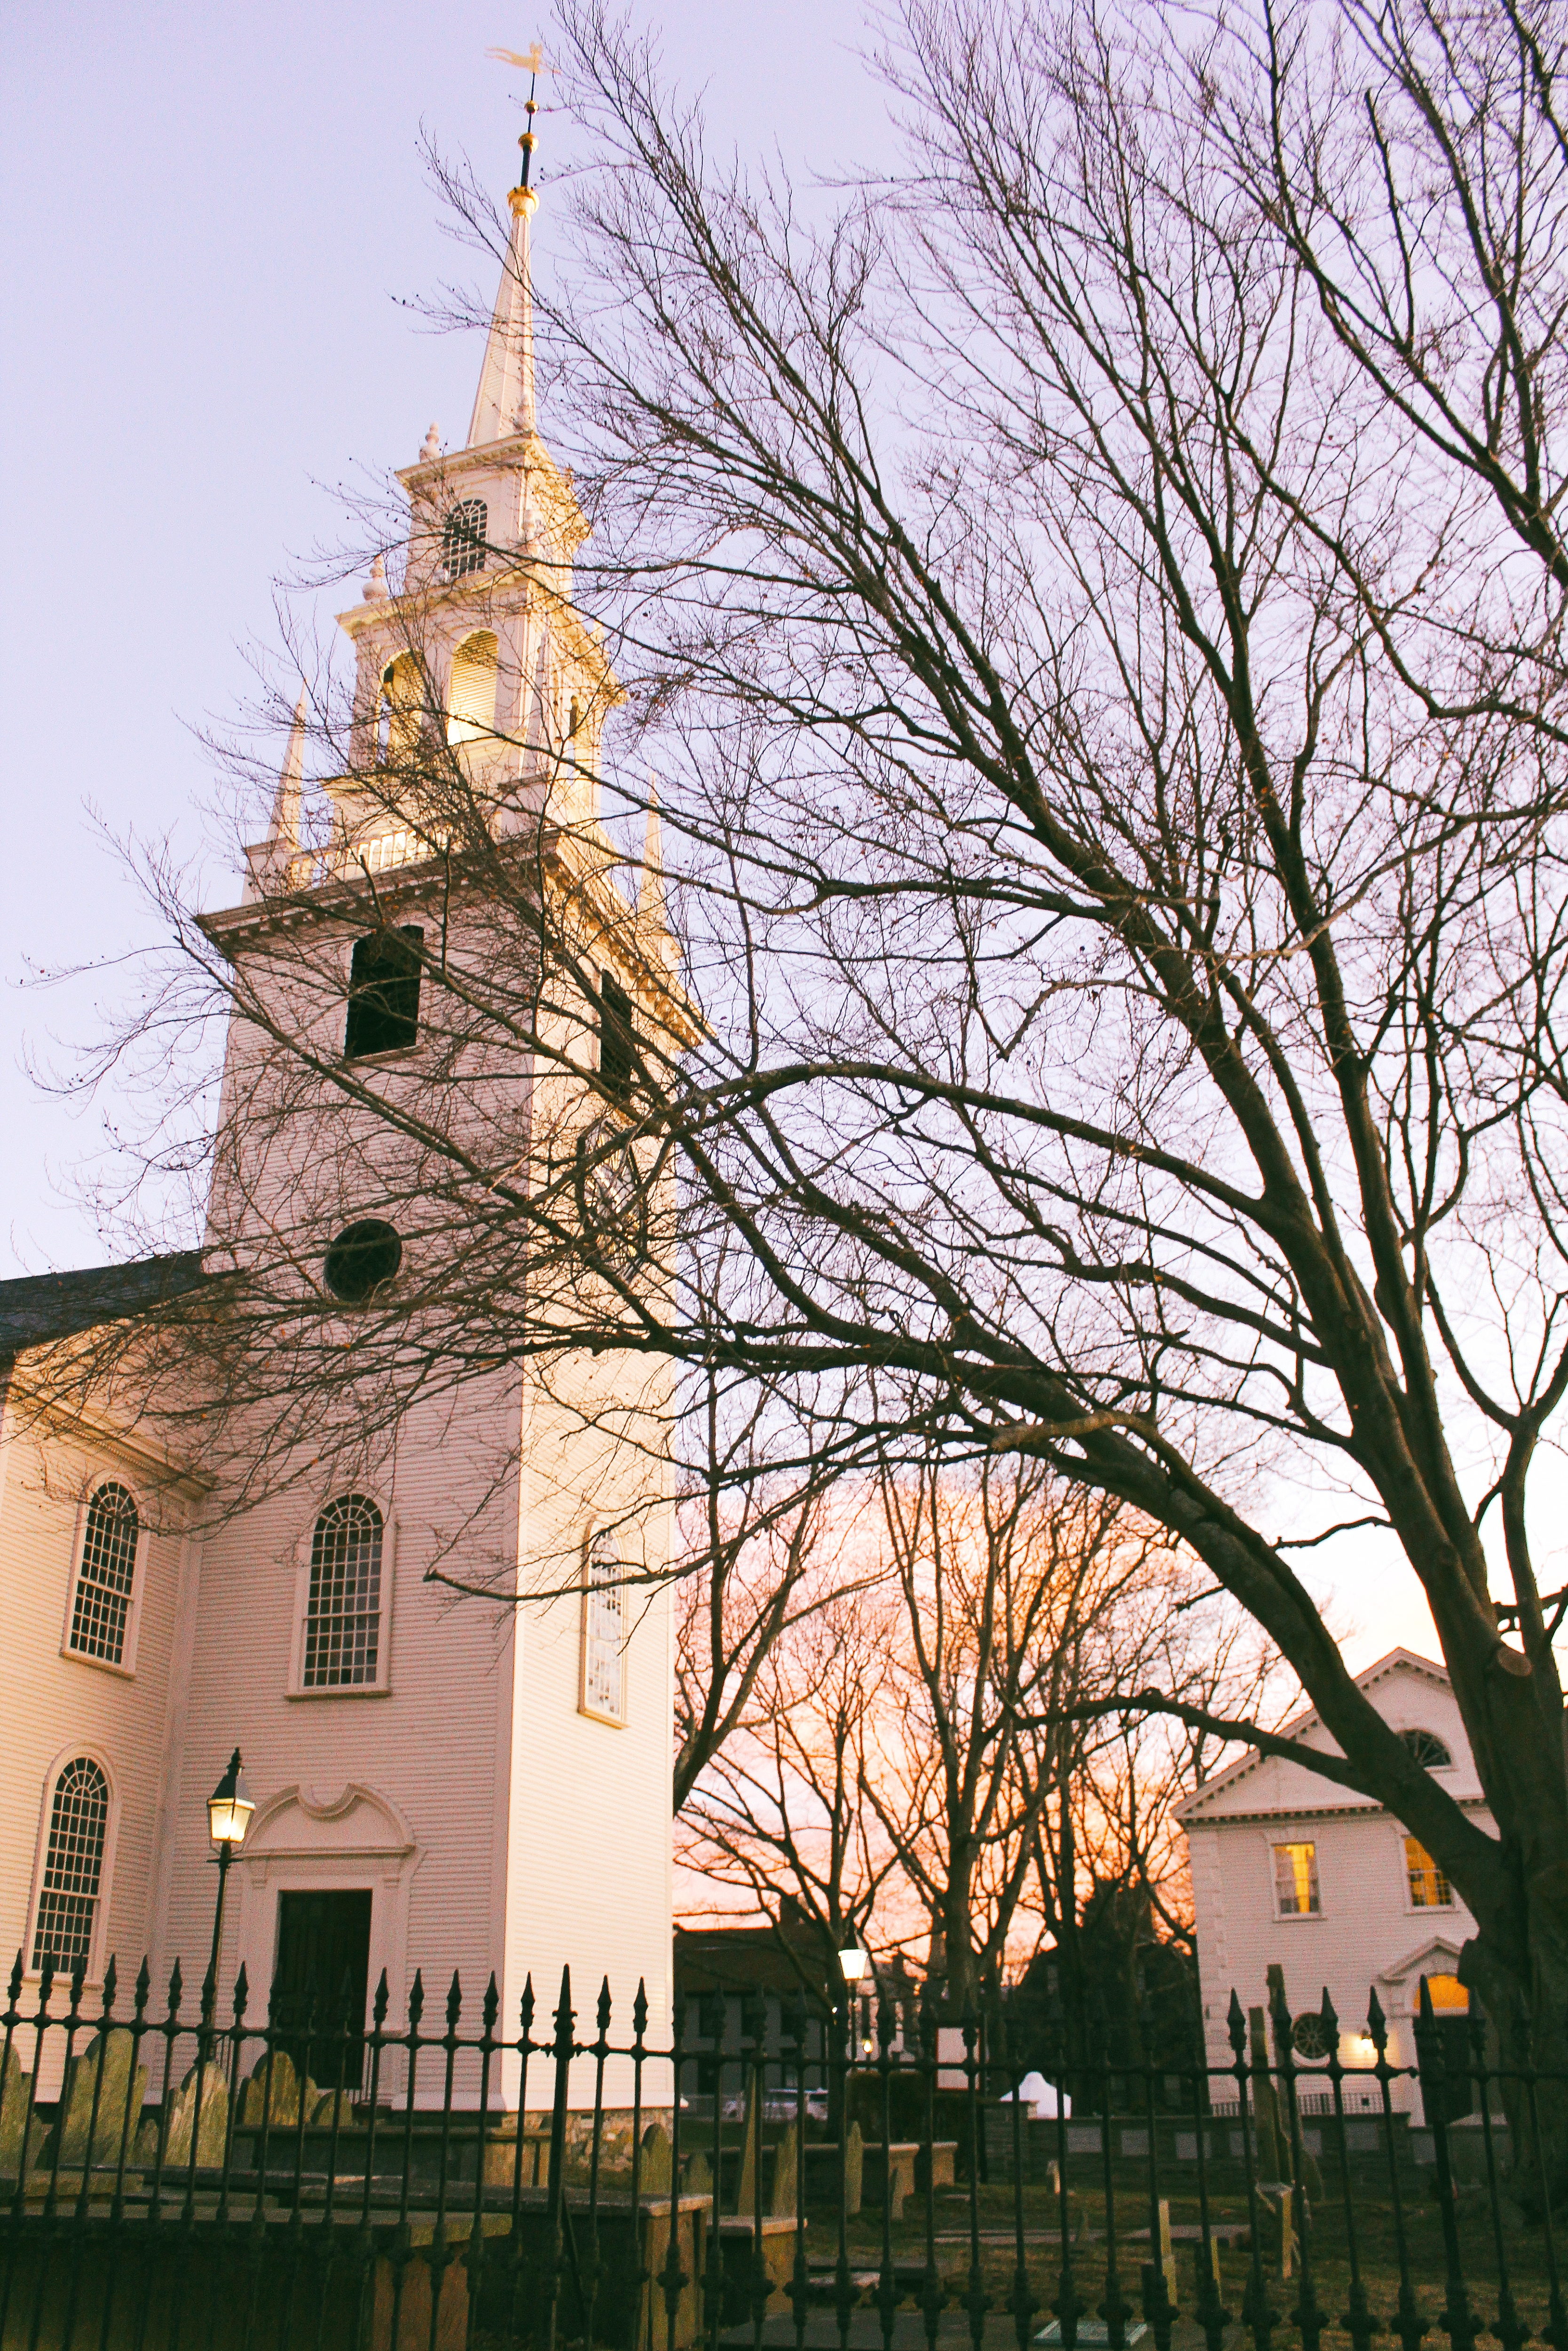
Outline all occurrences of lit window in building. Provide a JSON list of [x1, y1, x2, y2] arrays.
[[1406, 1838, 1454, 1907], [1273, 1840, 1320, 1916]]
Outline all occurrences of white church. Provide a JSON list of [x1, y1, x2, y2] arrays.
[[0, 127, 682, 2098]]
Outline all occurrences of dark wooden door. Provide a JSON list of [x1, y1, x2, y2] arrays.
[[272, 1889, 372, 2091]]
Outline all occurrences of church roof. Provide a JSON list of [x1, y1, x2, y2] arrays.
[[0, 1251, 206, 1365]]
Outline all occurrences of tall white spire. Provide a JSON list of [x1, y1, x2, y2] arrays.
[[468, 53, 545, 449], [467, 186, 538, 448]]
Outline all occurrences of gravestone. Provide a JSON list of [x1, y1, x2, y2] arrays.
[[238, 2050, 302, 2128], [56, 2028, 147, 2167], [682, 2148, 712, 2200], [843, 2122, 863, 2218], [735, 2086, 762, 2216], [1154, 2199, 1177, 2309], [639, 2123, 673, 2194], [770, 2121, 798, 2218], [0, 2045, 35, 2175], [312, 2087, 356, 2130], [163, 2061, 230, 2169]]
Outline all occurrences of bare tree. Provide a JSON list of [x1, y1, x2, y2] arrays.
[[678, 1447, 1269, 2007], [676, 1567, 903, 1961], [41, 0, 1568, 2171]]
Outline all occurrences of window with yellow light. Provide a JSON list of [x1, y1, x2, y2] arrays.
[[1273, 1840, 1320, 1916], [1404, 1837, 1453, 1909]]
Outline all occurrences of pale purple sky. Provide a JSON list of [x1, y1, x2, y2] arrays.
[[0, 3, 1445, 1668], [0, 0, 891, 1276]]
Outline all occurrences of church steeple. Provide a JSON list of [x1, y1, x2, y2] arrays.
[[469, 50, 544, 449]]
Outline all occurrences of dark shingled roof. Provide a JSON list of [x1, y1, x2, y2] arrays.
[[0, 1251, 207, 1365]]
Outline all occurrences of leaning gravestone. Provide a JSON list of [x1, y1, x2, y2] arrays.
[[238, 2050, 301, 2129], [0, 2045, 35, 2177], [163, 2062, 229, 2170], [56, 2029, 147, 2168], [639, 2122, 673, 2194]]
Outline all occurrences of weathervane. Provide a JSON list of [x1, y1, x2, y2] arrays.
[[488, 42, 552, 197]]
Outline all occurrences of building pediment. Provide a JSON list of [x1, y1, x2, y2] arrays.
[[244, 1782, 418, 1860]]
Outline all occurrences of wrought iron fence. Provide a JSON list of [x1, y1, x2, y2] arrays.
[[0, 1946, 1561, 2351]]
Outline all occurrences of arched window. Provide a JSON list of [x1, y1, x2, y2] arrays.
[[303, 1496, 384, 1688], [581, 1528, 627, 1722], [68, 1483, 140, 1665], [448, 630, 499, 745], [32, 1757, 110, 1971], [439, 499, 488, 582], [377, 654, 423, 764], [345, 925, 424, 1058], [1400, 1728, 1453, 1769]]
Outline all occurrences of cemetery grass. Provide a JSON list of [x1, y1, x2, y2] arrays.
[[826, 2173, 1559, 2335]]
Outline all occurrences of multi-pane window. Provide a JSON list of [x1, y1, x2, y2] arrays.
[[1400, 1727, 1453, 1768], [1273, 1840, 1320, 1916], [345, 927, 424, 1058], [1405, 1837, 1454, 1908], [68, 1483, 140, 1665], [439, 499, 488, 581], [32, 1757, 110, 1971], [582, 1529, 626, 1721], [303, 1496, 384, 1688]]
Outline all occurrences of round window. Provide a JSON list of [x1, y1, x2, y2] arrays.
[[1291, 2011, 1330, 2061], [323, 1219, 402, 1303]]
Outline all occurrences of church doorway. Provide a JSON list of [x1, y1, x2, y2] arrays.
[[272, 1888, 372, 2090]]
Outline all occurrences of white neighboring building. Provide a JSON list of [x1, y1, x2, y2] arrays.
[[0, 150, 682, 2106], [1177, 1649, 1488, 2108]]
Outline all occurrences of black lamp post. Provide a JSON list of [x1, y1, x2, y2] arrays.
[[202, 1749, 254, 2056]]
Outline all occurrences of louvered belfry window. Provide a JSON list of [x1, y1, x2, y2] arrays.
[[440, 499, 488, 581], [69, 1483, 140, 1665], [304, 1495, 384, 1688], [32, 1757, 110, 1970], [582, 1529, 626, 1720], [448, 631, 499, 744]]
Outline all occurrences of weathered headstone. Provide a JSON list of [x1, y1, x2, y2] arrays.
[[1155, 2199, 1177, 2309], [735, 2084, 762, 2216], [238, 2049, 300, 2129], [639, 2122, 673, 2194], [769, 2121, 798, 2218], [843, 2122, 863, 2218], [163, 2062, 229, 2170], [133, 2118, 161, 2169], [1247, 2007, 1285, 2181], [56, 2029, 147, 2168], [681, 2147, 712, 2201], [311, 2087, 355, 2131], [0, 2045, 35, 2176]]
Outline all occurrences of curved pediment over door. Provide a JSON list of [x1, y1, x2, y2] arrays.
[[232, 1781, 422, 2025]]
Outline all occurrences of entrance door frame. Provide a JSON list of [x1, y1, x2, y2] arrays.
[[231, 1783, 420, 2021]]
